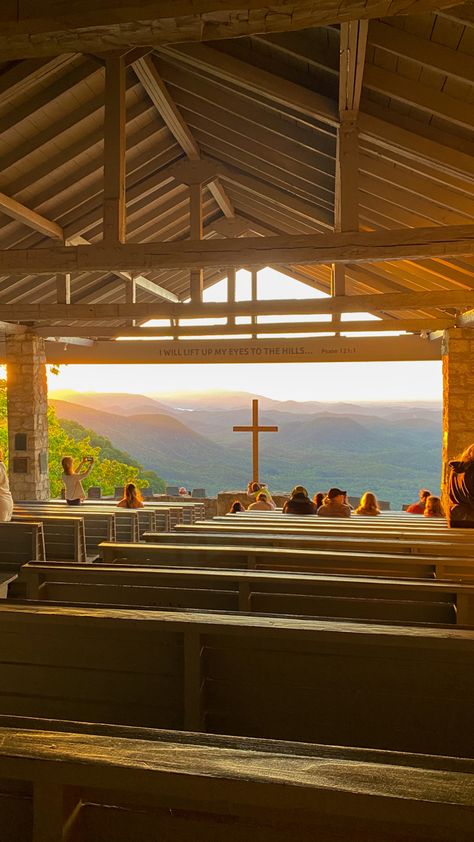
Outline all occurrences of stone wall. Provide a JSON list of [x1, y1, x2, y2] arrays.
[[217, 491, 289, 515], [6, 332, 50, 501], [442, 328, 474, 499]]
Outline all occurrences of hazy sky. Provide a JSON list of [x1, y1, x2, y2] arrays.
[[47, 268, 442, 403]]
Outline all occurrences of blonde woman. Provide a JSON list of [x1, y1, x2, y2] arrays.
[[61, 455, 94, 505], [355, 492, 381, 516], [424, 496, 445, 519], [0, 449, 13, 522], [448, 443, 474, 528], [118, 482, 144, 509]]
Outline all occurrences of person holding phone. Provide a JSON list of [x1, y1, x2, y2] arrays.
[[61, 455, 94, 505]]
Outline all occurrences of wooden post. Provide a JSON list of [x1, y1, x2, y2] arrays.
[[189, 182, 203, 302], [56, 274, 71, 305], [125, 274, 136, 326], [251, 268, 258, 338], [227, 266, 236, 326], [103, 53, 126, 245]]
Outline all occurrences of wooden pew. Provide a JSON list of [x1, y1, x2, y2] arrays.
[[0, 603, 472, 757], [16, 504, 139, 545], [0, 718, 471, 842], [0, 522, 45, 568], [99, 540, 474, 581], [21, 561, 474, 625], [169, 523, 474, 558], [15, 505, 115, 557], [12, 515, 87, 563]]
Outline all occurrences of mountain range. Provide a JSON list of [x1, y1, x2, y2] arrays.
[[50, 390, 442, 508]]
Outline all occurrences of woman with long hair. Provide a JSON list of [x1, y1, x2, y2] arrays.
[[447, 443, 474, 527], [355, 491, 381, 516], [118, 482, 144, 509], [61, 455, 94, 505], [0, 449, 13, 522], [424, 495, 445, 518], [313, 492, 324, 510]]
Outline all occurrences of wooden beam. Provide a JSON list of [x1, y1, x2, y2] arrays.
[[2, 290, 473, 322], [189, 183, 203, 302], [0, 2, 456, 60], [2, 224, 474, 273], [133, 55, 234, 217], [56, 274, 71, 305], [35, 317, 451, 338], [369, 20, 474, 85], [0, 191, 63, 241], [363, 63, 474, 132], [161, 43, 338, 128], [133, 56, 200, 159], [339, 20, 368, 113], [208, 179, 235, 218], [36, 335, 442, 365], [103, 54, 126, 244], [67, 235, 179, 302]]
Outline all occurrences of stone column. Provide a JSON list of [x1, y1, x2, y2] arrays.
[[6, 332, 50, 501], [442, 327, 474, 500]]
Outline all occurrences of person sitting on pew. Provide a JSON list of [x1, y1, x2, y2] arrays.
[[313, 492, 324, 510], [317, 488, 351, 518], [424, 495, 445, 519], [0, 449, 13, 522], [283, 486, 317, 515], [230, 500, 246, 513], [355, 491, 381, 516], [61, 455, 94, 506], [447, 443, 474, 528], [117, 483, 144, 509], [406, 488, 431, 515], [247, 481, 276, 509], [248, 492, 275, 512]]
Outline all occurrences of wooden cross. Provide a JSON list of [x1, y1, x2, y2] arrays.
[[233, 399, 278, 484]]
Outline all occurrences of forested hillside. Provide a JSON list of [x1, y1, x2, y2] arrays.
[[50, 390, 442, 508]]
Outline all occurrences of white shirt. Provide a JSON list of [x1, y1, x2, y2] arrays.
[[62, 464, 92, 500], [0, 462, 12, 504]]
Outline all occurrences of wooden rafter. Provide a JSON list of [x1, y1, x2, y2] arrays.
[[103, 53, 126, 244], [132, 55, 234, 219]]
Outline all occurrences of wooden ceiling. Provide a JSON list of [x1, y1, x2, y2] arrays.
[[0, 1, 473, 344]]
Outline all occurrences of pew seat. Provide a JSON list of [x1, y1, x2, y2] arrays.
[[0, 717, 471, 842]]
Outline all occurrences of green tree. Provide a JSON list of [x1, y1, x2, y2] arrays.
[[0, 375, 154, 497]]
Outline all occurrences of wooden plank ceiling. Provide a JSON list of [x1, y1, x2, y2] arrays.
[[0, 3, 473, 338]]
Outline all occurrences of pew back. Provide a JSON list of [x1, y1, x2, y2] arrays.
[[21, 560, 474, 624], [0, 522, 45, 567], [12, 515, 86, 563], [0, 603, 471, 757]]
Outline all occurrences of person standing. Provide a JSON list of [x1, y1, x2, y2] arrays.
[[447, 444, 474, 528], [61, 455, 94, 505], [0, 449, 13, 522]]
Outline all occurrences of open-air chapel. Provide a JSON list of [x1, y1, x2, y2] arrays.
[[0, 1, 473, 839]]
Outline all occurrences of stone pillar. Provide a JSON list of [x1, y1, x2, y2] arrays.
[[6, 332, 50, 501], [442, 328, 474, 500]]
